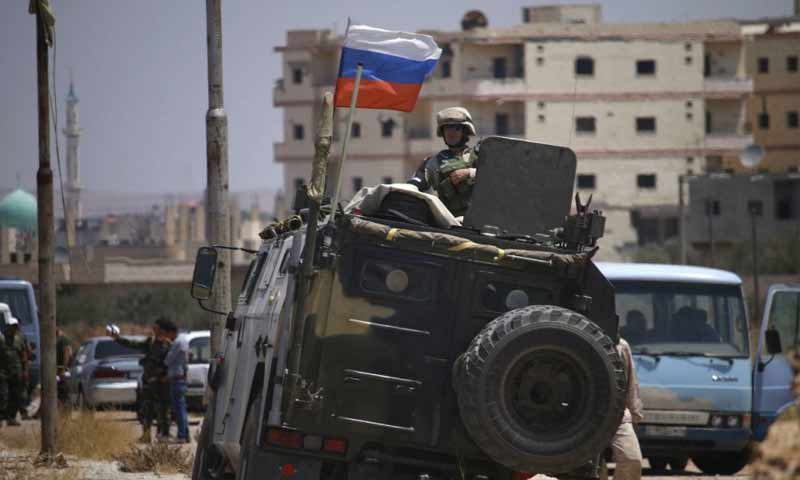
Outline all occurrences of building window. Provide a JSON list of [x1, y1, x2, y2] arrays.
[[686, 156, 694, 164], [575, 57, 594, 76], [788, 56, 799, 73], [575, 116, 596, 133], [705, 111, 712, 134], [537, 101, 545, 109], [758, 57, 769, 73], [381, 118, 395, 137], [441, 60, 451, 78], [636, 117, 656, 133], [788, 111, 799, 129], [687, 56, 694, 67], [493, 57, 507, 79], [382, 176, 393, 184], [292, 67, 303, 84], [352, 176, 363, 193], [351, 122, 361, 138], [758, 113, 770, 130], [686, 100, 693, 108], [538, 114, 546, 123], [636, 59, 656, 76], [637, 174, 656, 189], [576, 174, 596, 189], [685, 42, 692, 51], [686, 112, 694, 121], [705, 199, 721, 216], [495, 113, 509, 135], [536, 57, 544, 66], [293, 124, 304, 140]]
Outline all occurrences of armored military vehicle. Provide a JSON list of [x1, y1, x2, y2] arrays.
[[190, 97, 626, 480]]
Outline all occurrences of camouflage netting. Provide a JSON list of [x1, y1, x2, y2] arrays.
[[752, 349, 800, 480], [349, 217, 593, 278]]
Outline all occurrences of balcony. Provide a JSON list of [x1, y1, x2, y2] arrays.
[[704, 133, 753, 152], [703, 77, 753, 98], [461, 77, 527, 98]]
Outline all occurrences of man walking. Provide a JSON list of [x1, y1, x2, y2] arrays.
[[609, 337, 644, 480], [164, 324, 189, 443], [56, 327, 73, 405], [0, 305, 10, 428], [111, 318, 172, 442]]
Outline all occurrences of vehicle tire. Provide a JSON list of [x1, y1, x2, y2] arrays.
[[648, 457, 668, 472], [192, 406, 229, 480], [453, 305, 627, 474], [692, 451, 750, 475], [667, 456, 689, 472]]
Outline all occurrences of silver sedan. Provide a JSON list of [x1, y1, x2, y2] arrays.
[[67, 336, 145, 408]]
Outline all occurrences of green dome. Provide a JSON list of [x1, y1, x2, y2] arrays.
[[0, 189, 37, 231]]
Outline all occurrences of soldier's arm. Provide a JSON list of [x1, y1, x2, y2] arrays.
[[408, 157, 432, 192]]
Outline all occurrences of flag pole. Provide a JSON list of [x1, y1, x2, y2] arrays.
[[328, 62, 363, 223]]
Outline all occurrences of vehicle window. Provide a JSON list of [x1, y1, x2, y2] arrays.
[[768, 291, 800, 353], [614, 281, 748, 356], [279, 250, 291, 275], [0, 289, 32, 325], [239, 258, 258, 297], [94, 340, 142, 359], [244, 252, 268, 304], [360, 260, 434, 302], [189, 337, 211, 364], [480, 281, 552, 313]]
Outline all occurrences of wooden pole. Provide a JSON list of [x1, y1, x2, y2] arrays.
[[35, 6, 57, 456], [205, 0, 231, 356]]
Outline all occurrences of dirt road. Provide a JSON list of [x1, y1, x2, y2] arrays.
[[0, 409, 754, 480]]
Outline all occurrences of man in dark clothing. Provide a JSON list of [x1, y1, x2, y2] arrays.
[[56, 327, 73, 405], [111, 318, 173, 442], [3, 316, 28, 426]]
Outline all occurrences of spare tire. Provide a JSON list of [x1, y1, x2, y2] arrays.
[[453, 305, 626, 474]]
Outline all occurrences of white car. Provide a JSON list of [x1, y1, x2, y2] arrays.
[[182, 330, 210, 410]]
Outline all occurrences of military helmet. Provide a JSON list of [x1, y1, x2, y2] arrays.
[[436, 107, 477, 137]]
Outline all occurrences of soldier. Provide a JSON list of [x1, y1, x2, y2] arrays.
[[408, 107, 478, 217], [0, 305, 9, 428], [3, 314, 28, 426], [608, 338, 644, 480], [110, 318, 173, 442]]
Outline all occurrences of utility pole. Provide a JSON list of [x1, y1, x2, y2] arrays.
[[205, 0, 231, 355], [33, 1, 57, 456]]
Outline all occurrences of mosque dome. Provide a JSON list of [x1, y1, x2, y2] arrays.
[[0, 189, 37, 231]]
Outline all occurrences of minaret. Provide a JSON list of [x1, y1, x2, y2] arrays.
[[63, 74, 82, 246]]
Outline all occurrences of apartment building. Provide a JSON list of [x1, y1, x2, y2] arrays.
[[273, 5, 752, 260], [736, 17, 800, 174]]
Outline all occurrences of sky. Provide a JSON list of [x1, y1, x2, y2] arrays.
[[0, 0, 794, 196]]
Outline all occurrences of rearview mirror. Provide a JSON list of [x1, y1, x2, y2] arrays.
[[191, 247, 218, 301], [765, 328, 782, 355]]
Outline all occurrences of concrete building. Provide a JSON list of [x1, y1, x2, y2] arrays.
[[273, 5, 753, 260], [736, 17, 800, 174], [686, 173, 800, 249]]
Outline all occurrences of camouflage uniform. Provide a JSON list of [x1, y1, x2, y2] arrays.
[[4, 330, 28, 423], [0, 335, 8, 425], [116, 336, 172, 438], [408, 146, 477, 217]]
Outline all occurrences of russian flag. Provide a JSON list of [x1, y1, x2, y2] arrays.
[[334, 23, 441, 113]]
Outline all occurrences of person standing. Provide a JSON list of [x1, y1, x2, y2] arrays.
[[609, 337, 644, 480], [164, 324, 189, 444], [0, 307, 9, 428], [56, 327, 73, 405], [111, 318, 172, 442], [3, 315, 28, 426], [407, 107, 479, 217]]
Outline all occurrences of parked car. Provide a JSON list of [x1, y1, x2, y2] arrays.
[[67, 336, 145, 409], [184, 330, 211, 411]]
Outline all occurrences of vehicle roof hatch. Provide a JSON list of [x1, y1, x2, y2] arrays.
[[464, 136, 577, 237]]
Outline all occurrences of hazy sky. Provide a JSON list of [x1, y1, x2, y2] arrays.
[[1, 0, 793, 195]]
